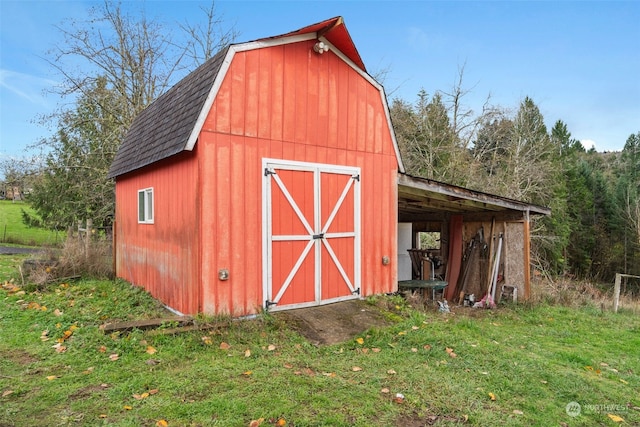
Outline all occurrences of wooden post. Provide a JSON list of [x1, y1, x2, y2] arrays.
[[112, 220, 117, 278], [523, 210, 531, 300], [85, 218, 92, 256], [614, 273, 622, 313], [614, 274, 640, 313]]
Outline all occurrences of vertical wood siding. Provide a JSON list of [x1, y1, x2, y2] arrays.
[[198, 39, 398, 315], [114, 151, 201, 314]]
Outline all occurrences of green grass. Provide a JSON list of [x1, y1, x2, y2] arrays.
[[0, 200, 64, 246], [1, 257, 639, 426]]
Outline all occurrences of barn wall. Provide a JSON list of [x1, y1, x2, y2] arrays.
[[198, 40, 398, 315], [114, 150, 201, 314]]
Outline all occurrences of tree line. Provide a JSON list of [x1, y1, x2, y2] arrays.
[[2, 1, 638, 282]]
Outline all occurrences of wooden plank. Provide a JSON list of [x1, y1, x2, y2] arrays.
[[100, 316, 194, 333]]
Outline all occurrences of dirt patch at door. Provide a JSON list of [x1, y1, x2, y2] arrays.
[[274, 299, 394, 346]]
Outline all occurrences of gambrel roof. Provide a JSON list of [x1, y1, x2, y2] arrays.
[[108, 17, 376, 179]]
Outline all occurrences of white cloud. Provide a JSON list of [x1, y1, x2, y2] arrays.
[[580, 139, 596, 150], [0, 69, 57, 107]]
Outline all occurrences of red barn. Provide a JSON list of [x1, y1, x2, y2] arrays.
[[108, 17, 404, 316]]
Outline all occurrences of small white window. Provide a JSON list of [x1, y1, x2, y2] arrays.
[[138, 188, 154, 223]]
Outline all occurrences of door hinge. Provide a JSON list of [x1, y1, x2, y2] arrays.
[[312, 233, 325, 240], [265, 300, 277, 308], [352, 288, 361, 295], [264, 168, 276, 176], [352, 174, 360, 181]]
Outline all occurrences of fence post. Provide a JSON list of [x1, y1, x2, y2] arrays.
[[614, 273, 621, 313], [85, 218, 92, 256]]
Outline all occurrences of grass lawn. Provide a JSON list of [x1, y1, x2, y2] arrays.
[[0, 200, 64, 247], [0, 256, 638, 426]]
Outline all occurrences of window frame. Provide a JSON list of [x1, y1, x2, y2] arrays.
[[137, 187, 154, 224]]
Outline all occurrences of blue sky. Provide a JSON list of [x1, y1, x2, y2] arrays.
[[1, 0, 639, 164]]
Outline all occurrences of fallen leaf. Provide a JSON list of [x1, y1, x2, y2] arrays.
[[242, 371, 252, 376], [423, 344, 432, 351], [133, 392, 149, 400], [2, 390, 14, 397], [109, 354, 119, 361], [40, 330, 49, 341], [607, 414, 624, 423], [46, 375, 58, 381], [371, 348, 381, 353], [411, 326, 419, 330], [620, 378, 628, 384], [398, 331, 407, 336], [322, 372, 336, 377], [201, 336, 212, 345], [513, 410, 523, 415], [99, 414, 107, 419], [83, 367, 94, 374], [156, 420, 168, 427], [283, 363, 293, 369], [123, 405, 132, 410], [53, 309, 63, 317], [355, 337, 364, 345], [393, 393, 405, 404], [584, 365, 594, 371], [149, 389, 159, 395], [53, 343, 67, 353], [249, 418, 264, 427], [411, 348, 418, 353], [98, 345, 107, 353], [352, 366, 363, 372], [267, 344, 276, 351], [387, 369, 397, 375], [380, 388, 390, 393], [219, 342, 231, 350], [276, 417, 286, 426], [488, 392, 496, 401], [244, 349, 251, 358], [146, 346, 157, 355]]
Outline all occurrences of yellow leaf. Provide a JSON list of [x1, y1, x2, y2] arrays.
[[109, 354, 119, 361], [242, 371, 252, 376], [69, 325, 78, 331], [267, 344, 276, 351], [244, 349, 251, 358], [488, 392, 496, 401], [123, 405, 132, 410], [99, 414, 107, 419], [46, 375, 58, 381], [156, 420, 168, 427], [620, 378, 628, 384], [219, 342, 231, 350], [584, 365, 594, 371], [398, 331, 407, 336], [355, 337, 364, 345], [146, 346, 157, 355], [352, 366, 363, 372], [276, 418, 287, 426], [201, 336, 212, 345], [607, 414, 624, 423], [411, 348, 418, 352], [387, 369, 397, 375]]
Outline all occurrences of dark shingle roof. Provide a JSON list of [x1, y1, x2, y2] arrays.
[[107, 47, 229, 178]]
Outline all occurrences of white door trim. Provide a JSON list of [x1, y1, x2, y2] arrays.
[[262, 158, 361, 311]]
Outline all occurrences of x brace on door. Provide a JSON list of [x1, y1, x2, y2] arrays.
[[263, 161, 361, 310]]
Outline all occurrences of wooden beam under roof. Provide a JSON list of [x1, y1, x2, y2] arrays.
[[397, 173, 551, 217]]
